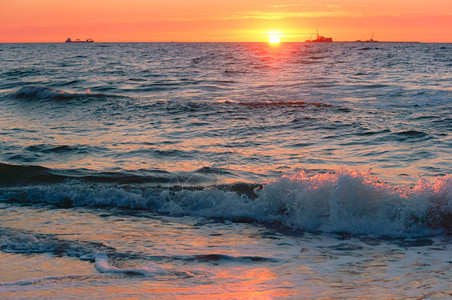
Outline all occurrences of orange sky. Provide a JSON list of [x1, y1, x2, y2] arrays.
[[1, 0, 451, 42]]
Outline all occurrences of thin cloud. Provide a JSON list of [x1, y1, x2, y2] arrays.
[[269, 4, 313, 8], [217, 11, 349, 21]]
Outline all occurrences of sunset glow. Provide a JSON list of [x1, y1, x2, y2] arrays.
[[1, 0, 452, 42]]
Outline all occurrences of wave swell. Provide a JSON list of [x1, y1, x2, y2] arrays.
[[0, 163, 179, 186], [11, 86, 114, 101]]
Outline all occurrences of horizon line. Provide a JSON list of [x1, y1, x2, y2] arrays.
[[3, 41, 450, 44]]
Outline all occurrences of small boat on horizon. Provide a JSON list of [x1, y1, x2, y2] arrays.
[[305, 30, 333, 43], [355, 32, 379, 43], [65, 38, 94, 43]]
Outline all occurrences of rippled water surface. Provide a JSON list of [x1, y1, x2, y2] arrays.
[[1, 42, 451, 184], [0, 42, 451, 298]]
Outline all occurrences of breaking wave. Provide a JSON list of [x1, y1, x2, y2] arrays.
[[11, 86, 113, 101], [12, 86, 78, 100], [1, 168, 450, 236]]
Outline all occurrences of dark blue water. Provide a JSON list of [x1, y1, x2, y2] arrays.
[[1, 42, 451, 185]]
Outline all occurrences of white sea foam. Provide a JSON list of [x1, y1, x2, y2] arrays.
[[94, 252, 168, 276], [95, 252, 144, 275], [0, 230, 59, 254]]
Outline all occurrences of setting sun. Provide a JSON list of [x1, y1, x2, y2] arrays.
[[267, 30, 284, 44], [268, 35, 280, 43]]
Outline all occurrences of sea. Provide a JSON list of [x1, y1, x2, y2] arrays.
[[0, 42, 451, 299]]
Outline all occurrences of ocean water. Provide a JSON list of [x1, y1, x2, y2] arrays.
[[0, 42, 451, 298]]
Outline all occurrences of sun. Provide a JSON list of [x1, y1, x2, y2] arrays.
[[267, 30, 284, 44], [268, 35, 281, 44]]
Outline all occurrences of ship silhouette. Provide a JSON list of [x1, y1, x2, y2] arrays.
[[65, 38, 94, 43], [305, 30, 333, 43]]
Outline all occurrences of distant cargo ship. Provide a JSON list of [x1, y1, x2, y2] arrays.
[[65, 38, 94, 43], [305, 30, 333, 43]]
